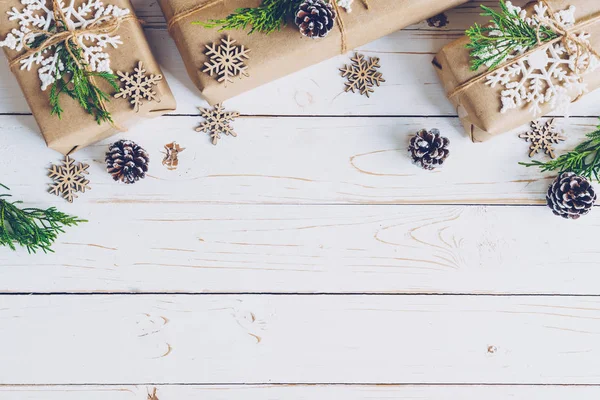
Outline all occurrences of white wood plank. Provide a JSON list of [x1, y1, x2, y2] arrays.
[[2, 0, 599, 117], [2, 384, 599, 400], [1, 114, 592, 206], [1, 202, 599, 294], [2, 295, 600, 384]]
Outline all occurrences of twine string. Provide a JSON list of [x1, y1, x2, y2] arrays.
[[167, 0, 373, 54], [448, 2, 600, 100], [9, 0, 135, 131]]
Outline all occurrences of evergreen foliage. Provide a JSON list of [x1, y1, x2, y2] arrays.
[[0, 184, 86, 253], [194, 0, 304, 34]]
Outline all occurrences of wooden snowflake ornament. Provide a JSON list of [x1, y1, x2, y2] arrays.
[[203, 36, 250, 86], [519, 119, 566, 159], [48, 156, 91, 203], [340, 53, 385, 97], [114, 61, 163, 112], [196, 104, 240, 145]]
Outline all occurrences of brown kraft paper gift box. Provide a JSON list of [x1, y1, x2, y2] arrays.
[[159, 0, 470, 105], [433, 0, 600, 142], [0, 0, 177, 155]]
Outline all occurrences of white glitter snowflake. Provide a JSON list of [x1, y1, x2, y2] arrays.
[[0, 0, 130, 91], [484, 2, 599, 116]]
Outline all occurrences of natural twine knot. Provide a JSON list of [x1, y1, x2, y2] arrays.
[[167, 0, 373, 54], [448, 0, 600, 100]]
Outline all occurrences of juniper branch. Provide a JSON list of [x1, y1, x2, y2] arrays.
[[520, 122, 600, 182], [194, 0, 303, 34], [49, 42, 119, 125], [0, 185, 86, 254], [466, 0, 558, 71]]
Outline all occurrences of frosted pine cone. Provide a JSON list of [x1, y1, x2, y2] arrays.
[[408, 129, 450, 170], [546, 172, 596, 220], [106, 140, 150, 184], [295, 0, 337, 38]]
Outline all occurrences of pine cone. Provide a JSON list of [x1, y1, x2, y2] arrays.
[[295, 0, 336, 38], [546, 172, 596, 219], [105, 140, 150, 184], [408, 129, 450, 170]]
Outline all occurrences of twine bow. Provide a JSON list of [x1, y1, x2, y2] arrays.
[[9, 0, 135, 130], [448, 0, 600, 101], [167, 0, 372, 54]]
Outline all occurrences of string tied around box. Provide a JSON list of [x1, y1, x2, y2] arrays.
[[167, 0, 372, 54], [448, 0, 600, 102]]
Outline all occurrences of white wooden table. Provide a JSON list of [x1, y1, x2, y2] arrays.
[[2, 1, 600, 399]]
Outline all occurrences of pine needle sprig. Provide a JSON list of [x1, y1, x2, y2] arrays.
[[0, 185, 86, 254], [48, 43, 119, 125], [466, 0, 558, 71], [194, 0, 303, 34], [520, 122, 600, 181]]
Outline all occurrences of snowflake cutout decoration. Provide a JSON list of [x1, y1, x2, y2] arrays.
[[485, 2, 599, 116], [0, 0, 130, 91], [340, 53, 385, 97], [203, 36, 250, 86], [114, 61, 163, 112], [48, 156, 91, 203], [519, 118, 566, 159], [196, 104, 240, 145]]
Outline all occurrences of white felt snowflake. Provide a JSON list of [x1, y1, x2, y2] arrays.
[[0, 0, 130, 91], [485, 2, 599, 116]]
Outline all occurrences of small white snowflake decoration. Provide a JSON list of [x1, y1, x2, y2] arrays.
[[337, 0, 353, 12], [485, 2, 599, 116], [0, 0, 130, 91]]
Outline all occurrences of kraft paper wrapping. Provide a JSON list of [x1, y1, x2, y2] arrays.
[[433, 0, 600, 142], [159, 0, 470, 105], [0, 0, 177, 155]]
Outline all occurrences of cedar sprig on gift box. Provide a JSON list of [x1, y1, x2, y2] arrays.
[[0, 0, 132, 124], [49, 42, 120, 124], [466, 0, 558, 71], [0, 184, 86, 253], [521, 121, 600, 182], [195, 0, 303, 34]]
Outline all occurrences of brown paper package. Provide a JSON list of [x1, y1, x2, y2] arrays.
[[159, 0, 470, 105], [433, 0, 600, 142], [0, 0, 177, 155]]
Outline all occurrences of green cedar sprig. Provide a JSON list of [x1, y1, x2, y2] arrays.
[[466, 0, 558, 71], [0, 184, 86, 254], [193, 0, 303, 34], [520, 122, 600, 182], [48, 42, 120, 125], [30, 10, 120, 124]]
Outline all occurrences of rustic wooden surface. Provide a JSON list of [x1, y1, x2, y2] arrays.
[[1, 0, 600, 398]]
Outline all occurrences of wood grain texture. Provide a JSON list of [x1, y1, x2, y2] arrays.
[[2, 385, 600, 400], [1, 115, 596, 206], [1, 0, 599, 393], [2, 295, 600, 384], [1, 203, 600, 294]]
